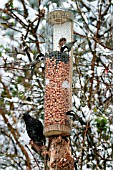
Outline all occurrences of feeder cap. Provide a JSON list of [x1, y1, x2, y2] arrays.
[[47, 10, 74, 25]]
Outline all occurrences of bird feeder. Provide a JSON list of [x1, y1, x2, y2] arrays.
[[44, 10, 74, 137]]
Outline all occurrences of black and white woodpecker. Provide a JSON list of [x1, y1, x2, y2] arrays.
[[66, 110, 86, 125], [60, 39, 77, 53]]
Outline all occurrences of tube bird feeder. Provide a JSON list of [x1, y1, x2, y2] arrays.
[[44, 10, 74, 137]]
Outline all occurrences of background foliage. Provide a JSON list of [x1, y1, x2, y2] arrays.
[[0, 0, 113, 169]]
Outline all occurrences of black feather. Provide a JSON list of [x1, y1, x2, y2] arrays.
[[23, 113, 45, 146], [60, 40, 77, 53]]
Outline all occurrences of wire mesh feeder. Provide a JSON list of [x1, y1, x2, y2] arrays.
[[45, 10, 74, 52], [44, 10, 73, 137], [44, 52, 72, 136]]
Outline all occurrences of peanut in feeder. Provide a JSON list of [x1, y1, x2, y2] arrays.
[[44, 10, 74, 137]]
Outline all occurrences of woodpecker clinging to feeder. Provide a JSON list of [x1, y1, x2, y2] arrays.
[[65, 110, 75, 123], [66, 110, 86, 125], [60, 39, 77, 53], [23, 113, 46, 146], [66, 110, 75, 117]]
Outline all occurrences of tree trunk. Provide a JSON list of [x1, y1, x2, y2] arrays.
[[46, 136, 74, 170]]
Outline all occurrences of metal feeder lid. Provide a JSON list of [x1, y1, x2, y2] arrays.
[[47, 10, 74, 25]]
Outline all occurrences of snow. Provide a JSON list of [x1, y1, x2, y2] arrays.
[[72, 95, 80, 108], [74, 23, 86, 36], [45, 78, 50, 85], [0, 0, 8, 8], [0, 34, 11, 45], [0, 0, 113, 169], [62, 80, 70, 88], [97, 66, 104, 76], [19, 130, 30, 144], [82, 165, 92, 170], [82, 105, 90, 121]]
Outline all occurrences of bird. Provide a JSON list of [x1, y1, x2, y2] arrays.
[[65, 110, 75, 121], [23, 113, 46, 146], [30, 53, 45, 78], [31, 53, 44, 68], [60, 39, 77, 53], [65, 110, 86, 125], [66, 110, 75, 117], [59, 37, 67, 51]]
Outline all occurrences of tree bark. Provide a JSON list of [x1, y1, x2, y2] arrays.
[[46, 136, 74, 170]]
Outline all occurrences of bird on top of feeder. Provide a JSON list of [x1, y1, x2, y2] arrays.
[[23, 113, 46, 146], [60, 39, 77, 53], [59, 37, 67, 51]]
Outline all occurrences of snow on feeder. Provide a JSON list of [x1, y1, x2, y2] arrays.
[[44, 10, 74, 137]]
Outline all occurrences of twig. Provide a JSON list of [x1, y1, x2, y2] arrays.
[[25, 144, 41, 170]]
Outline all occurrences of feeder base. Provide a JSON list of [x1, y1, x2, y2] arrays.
[[44, 124, 71, 137]]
